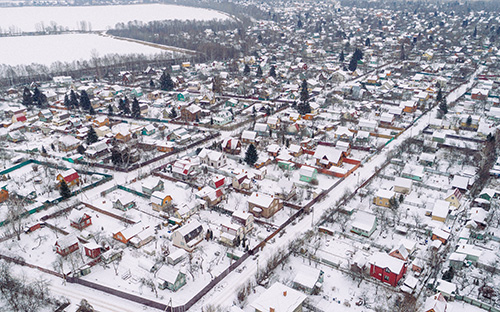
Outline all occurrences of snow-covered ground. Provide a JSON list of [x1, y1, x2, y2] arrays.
[[0, 34, 174, 66], [0, 4, 230, 33]]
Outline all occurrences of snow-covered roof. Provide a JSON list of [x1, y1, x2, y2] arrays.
[[424, 293, 447, 312], [436, 279, 457, 295], [157, 266, 182, 285], [432, 200, 450, 219], [375, 189, 395, 199], [250, 282, 307, 312], [369, 252, 405, 274], [451, 175, 469, 190], [351, 211, 376, 232], [248, 192, 277, 208], [313, 145, 342, 163], [394, 177, 412, 189], [293, 265, 321, 289], [241, 130, 257, 140]]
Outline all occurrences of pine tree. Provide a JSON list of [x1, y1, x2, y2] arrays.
[[400, 44, 406, 61], [298, 79, 311, 115], [111, 149, 122, 166], [348, 57, 358, 72], [473, 26, 477, 38], [77, 145, 86, 155], [169, 108, 177, 119], [64, 94, 71, 110], [123, 96, 131, 115], [59, 180, 71, 199], [269, 65, 276, 78], [256, 65, 263, 77], [243, 64, 250, 76], [436, 88, 443, 102], [300, 79, 309, 103], [22, 87, 33, 108], [107, 104, 114, 115], [365, 37, 371, 47], [69, 90, 78, 109], [297, 18, 303, 29], [466, 115, 472, 126], [41, 146, 47, 154], [244, 144, 258, 166], [339, 50, 345, 63], [89, 105, 96, 115], [159, 71, 174, 91], [131, 97, 141, 118], [79, 90, 91, 111], [33, 87, 46, 106], [353, 48, 363, 61], [86, 127, 98, 145], [149, 79, 155, 88], [439, 98, 448, 115]]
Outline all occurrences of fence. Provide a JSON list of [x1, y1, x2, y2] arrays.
[[0, 160, 112, 227], [455, 295, 500, 312]]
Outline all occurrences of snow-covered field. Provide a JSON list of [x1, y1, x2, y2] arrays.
[[0, 4, 230, 33], [0, 34, 171, 66]]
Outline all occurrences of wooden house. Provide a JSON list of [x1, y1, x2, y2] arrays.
[[389, 245, 409, 261], [231, 210, 254, 234], [54, 235, 79, 257], [219, 222, 244, 246], [70, 213, 92, 231], [172, 221, 204, 252], [56, 168, 80, 187], [393, 177, 412, 195], [142, 179, 164, 196], [350, 211, 377, 237], [57, 135, 80, 152], [181, 104, 202, 122], [151, 191, 173, 212], [299, 166, 317, 183], [83, 242, 102, 259], [221, 138, 241, 155], [431, 228, 451, 245], [198, 148, 227, 168], [373, 189, 396, 207], [445, 188, 462, 208], [157, 267, 186, 291], [247, 192, 282, 219], [113, 194, 136, 211], [292, 265, 324, 295], [313, 145, 343, 168], [0, 189, 8, 203], [241, 130, 258, 145], [113, 223, 152, 246], [250, 282, 306, 312], [369, 252, 407, 287]]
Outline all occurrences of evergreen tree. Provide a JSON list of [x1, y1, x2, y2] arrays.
[[159, 71, 174, 91], [298, 79, 311, 115], [473, 26, 477, 38], [86, 127, 98, 145], [365, 37, 371, 47], [297, 18, 303, 29], [77, 145, 86, 155], [89, 105, 96, 115], [439, 98, 448, 115], [348, 57, 358, 72], [149, 79, 155, 88], [123, 96, 131, 115], [400, 44, 406, 61], [300, 79, 309, 103], [79, 90, 91, 111], [69, 90, 78, 109], [243, 64, 250, 76], [107, 104, 114, 115], [64, 94, 71, 110], [169, 108, 177, 119], [59, 180, 71, 199], [32, 87, 46, 106], [256, 65, 263, 77], [131, 97, 141, 118], [118, 98, 125, 113], [111, 149, 122, 166], [353, 48, 363, 61], [244, 144, 258, 166], [269, 65, 276, 78], [466, 115, 472, 127], [22, 87, 33, 108], [436, 88, 443, 102], [339, 50, 345, 63], [41, 146, 47, 154]]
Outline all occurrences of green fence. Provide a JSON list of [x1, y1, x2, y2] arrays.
[[0, 160, 112, 227]]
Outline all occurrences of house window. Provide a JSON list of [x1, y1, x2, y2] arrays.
[[385, 268, 391, 273], [384, 275, 390, 281]]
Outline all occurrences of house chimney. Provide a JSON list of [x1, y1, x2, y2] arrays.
[[270, 308, 275, 312], [283, 291, 287, 297]]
